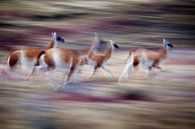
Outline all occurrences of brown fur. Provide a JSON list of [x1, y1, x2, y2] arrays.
[[41, 48, 82, 83], [47, 37, 55, 49], [8, 49, 45, 69], [35, 50, 46, 66], [128, 47, 167, 69], [7, 51, 20, 68], [87, 45, 114, 76], [7, 34, 57, 69]]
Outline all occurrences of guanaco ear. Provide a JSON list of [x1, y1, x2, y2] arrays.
[[91, 32, 100, 51], [52, 32, 57, 38], [163, 38, 166, 46], [94, 32, 99, 41], [109, 40, 113, 44], [94, 32, 99, 42]]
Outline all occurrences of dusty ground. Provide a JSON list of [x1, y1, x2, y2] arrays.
[[0, 48, 195, 129]]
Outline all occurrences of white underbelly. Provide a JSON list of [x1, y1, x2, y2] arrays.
[[87, 58, 96, 68], [20, 51, 36, 68], [52, 51, 66, 68]]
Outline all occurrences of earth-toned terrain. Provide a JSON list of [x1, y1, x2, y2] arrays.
[[0, 0, 195, 129]]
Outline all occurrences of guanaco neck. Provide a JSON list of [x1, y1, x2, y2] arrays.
[[104, 42, 115, 60], [104, 47, 112, 60], [87, 42, 114, 61], [159, 46, 168, 59], [87, 42, 96, 59], [47, 37, 58, 49], [47, 38, 54, 49]]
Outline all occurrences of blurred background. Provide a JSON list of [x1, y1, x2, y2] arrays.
[[0, 0, 195, 129]]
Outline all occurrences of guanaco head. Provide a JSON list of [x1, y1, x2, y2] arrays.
[[110, 40, 119, 49], [48, 32, 65, 49], [163, 38, 173, 50], [52, 32, 65, 46]]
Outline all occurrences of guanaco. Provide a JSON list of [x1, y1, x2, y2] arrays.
[[7, 32, 65, 78], [118, 39, 173, 81], [86, 40, 119, 77], [38, 47, 88, 89]]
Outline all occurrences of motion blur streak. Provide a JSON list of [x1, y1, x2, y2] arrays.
[[0, 0, 195, 129]]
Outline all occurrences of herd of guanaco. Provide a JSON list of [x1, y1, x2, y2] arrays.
[[5, 32, 174, 89]]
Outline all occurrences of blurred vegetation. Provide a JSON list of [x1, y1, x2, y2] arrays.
[[0, 0, 195, 51]]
